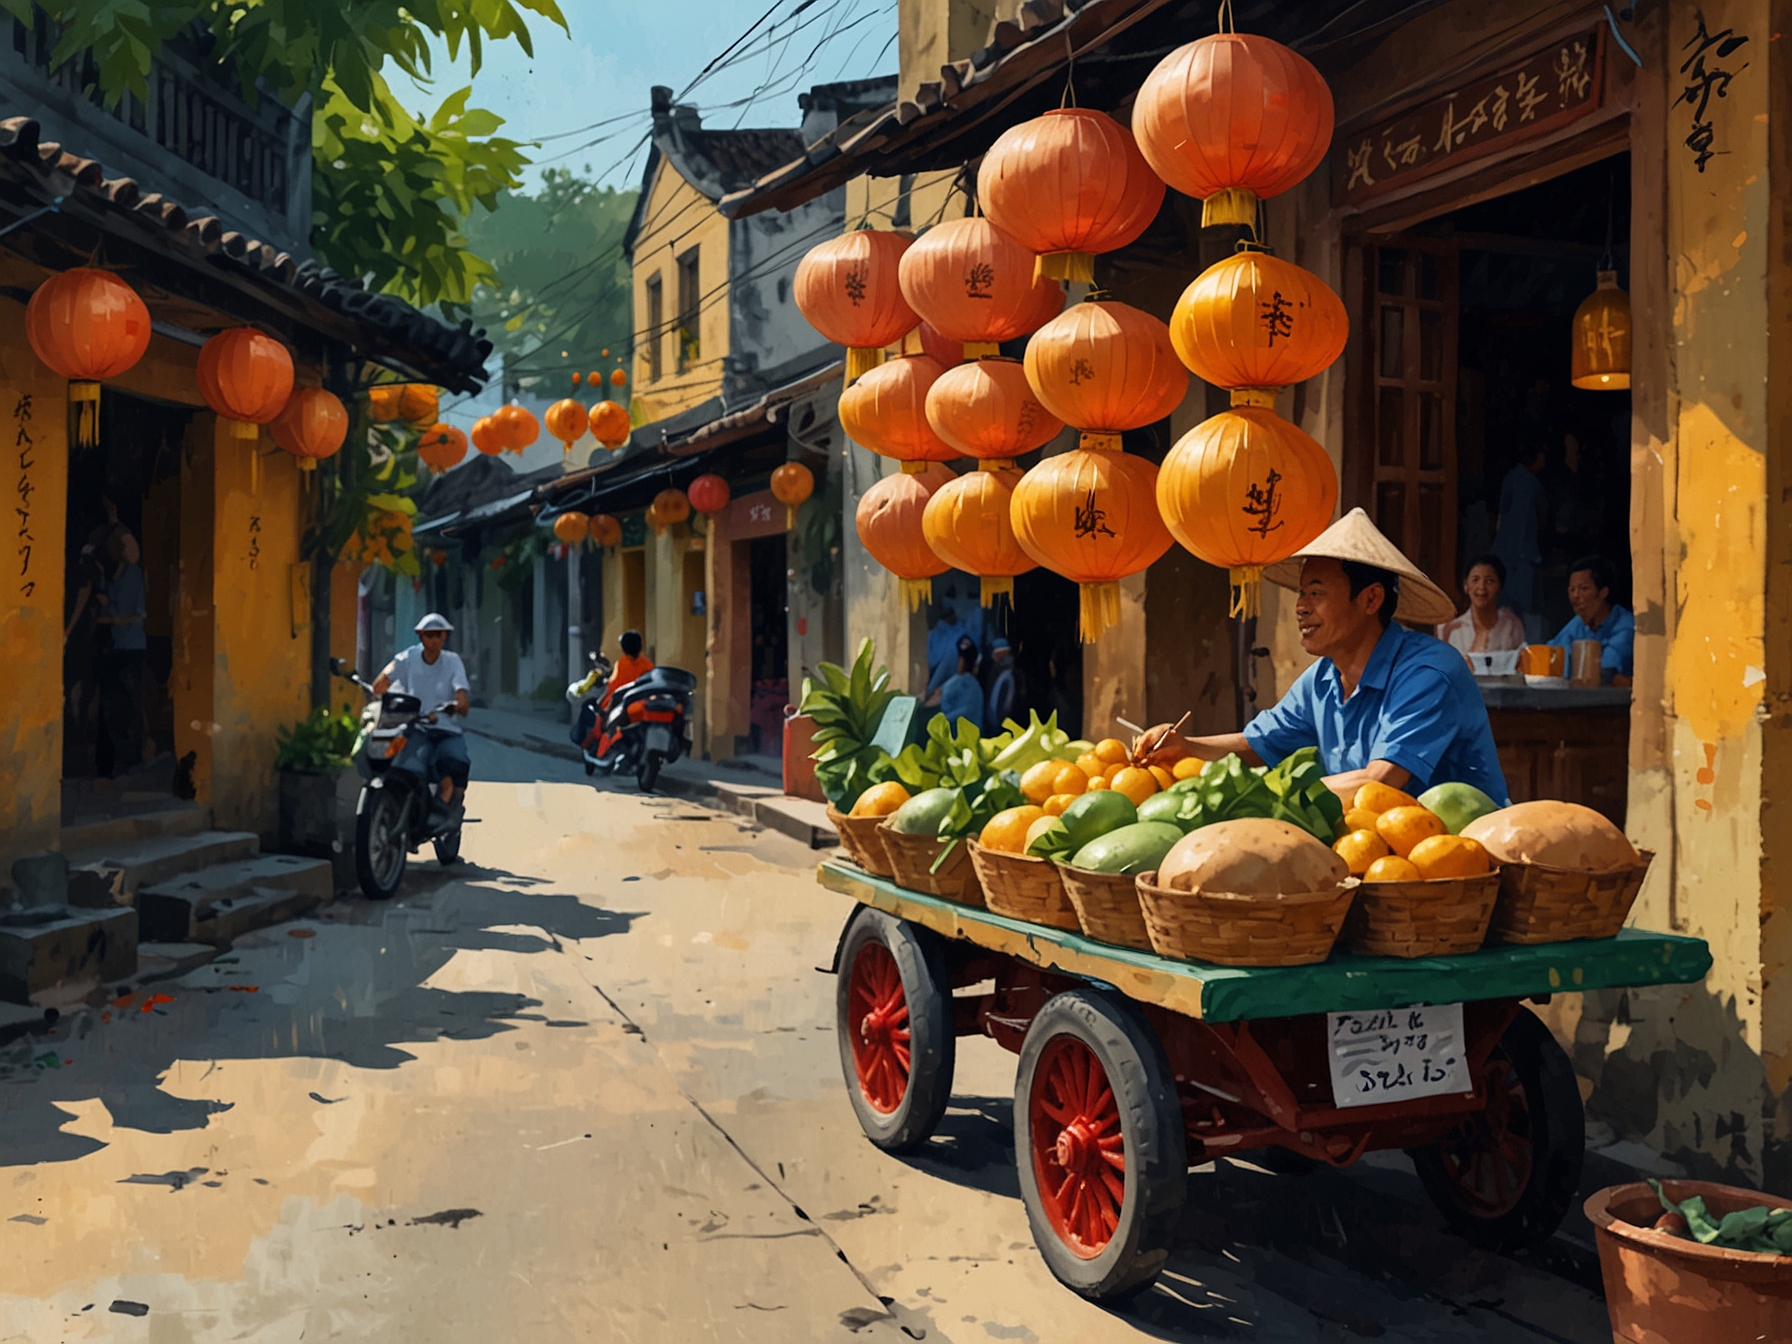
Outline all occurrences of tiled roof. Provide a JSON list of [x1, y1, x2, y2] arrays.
[[0, 115, 492, 391]]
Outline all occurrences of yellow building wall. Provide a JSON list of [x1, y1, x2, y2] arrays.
[[630, 159, 731, 425]]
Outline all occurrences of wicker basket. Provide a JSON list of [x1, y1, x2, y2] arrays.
[[1135, 870, 1358, 967], [826, 804, 895, 878], [877, 824, 986, 908], [1059, 865, 1154, 951], [1487, 850, 1654, 944], [968, 842, 1079, 931], [1342, 871, 1501, 958]]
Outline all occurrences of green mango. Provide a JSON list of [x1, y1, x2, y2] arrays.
[[888, 787, 961, 835], [1070, 822, 1185, 875], [1136, 792, 1190, 830], [1417, 782, 1500, 835]]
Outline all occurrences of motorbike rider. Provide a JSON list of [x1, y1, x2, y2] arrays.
[[603, 629, 654, 710], [373, 613, 472, 812]]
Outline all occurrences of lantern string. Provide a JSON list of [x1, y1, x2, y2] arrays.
[[1217, 0, 1235, 33]]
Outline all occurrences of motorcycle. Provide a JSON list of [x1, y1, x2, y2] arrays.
[[566, 652, 696, 792], [334, 659, 468, 900]]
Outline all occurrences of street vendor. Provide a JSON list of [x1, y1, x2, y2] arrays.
[[1145, 509, 1510, 807]]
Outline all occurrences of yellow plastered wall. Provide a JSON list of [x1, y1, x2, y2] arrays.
[[630, 158, 731, 425]]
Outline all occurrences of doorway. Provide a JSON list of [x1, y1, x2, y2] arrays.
[[746, 533, 788, 756], [1007, 569, 1084, 739]]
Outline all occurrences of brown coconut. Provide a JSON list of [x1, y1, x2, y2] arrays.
[[1156, 818, 1349, 895], [1460, 801, 1639, 871]]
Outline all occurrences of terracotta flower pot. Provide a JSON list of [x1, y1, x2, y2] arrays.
[[1586, 1180, 1792, 1343]]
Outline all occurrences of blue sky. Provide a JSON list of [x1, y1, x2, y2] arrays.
[[415, 0, 899, 191]]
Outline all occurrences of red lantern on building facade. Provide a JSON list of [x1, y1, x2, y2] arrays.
[[269, 387, 349, 471], [688, 473, 731, 515], [197, 327, 295, 439], [24, 267, 151, 446]]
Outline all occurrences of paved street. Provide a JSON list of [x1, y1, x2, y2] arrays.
[[1, 737, 1618, 1342]]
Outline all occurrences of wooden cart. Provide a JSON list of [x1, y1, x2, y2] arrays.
[[819, 860, 1712, 1302]]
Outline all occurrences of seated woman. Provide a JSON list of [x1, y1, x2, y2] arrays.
[[1435, 553, 1527, 658]]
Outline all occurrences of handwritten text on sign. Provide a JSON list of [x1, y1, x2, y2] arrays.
[[1335, 31, 1603, 207], [1327, 1003, 1471, 1109]]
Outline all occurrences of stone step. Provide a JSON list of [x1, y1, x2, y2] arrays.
[[64, 831, 261, 907], [60, 802, 209, 856], [0, 906, 137, 1006], [136, 855, 333, 946], [711, 783, 838, 849]]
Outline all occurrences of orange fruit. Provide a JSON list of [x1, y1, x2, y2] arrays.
[[1147, 765, 1175, 791], [1076, 751, 1106, 779], [850, 781, 910, 817], [1171, 757, 1203, 781], [1375, 805, 1447, 858], [980, 804, 1049, 854], [1109, 767, 1159, 806], [1364, 855, 1422, 883], [1094, 738, 1130, 765], [1408, 834, 1492, 879], [1051, 762, 1088, 797], [1343, 806, 1381, 833], [1086, 775, 1110, 790], [1354, 781, 1417, 816], [1043, 793, 1076, 816], [1025, 814, 1062, 849], [1333, 829, 1391, 876], [1020, 760, 1063, 805]]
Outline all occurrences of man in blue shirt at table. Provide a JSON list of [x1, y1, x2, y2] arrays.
[[1546, 554, 1634, 685], [1142, 509, 1510, 807]]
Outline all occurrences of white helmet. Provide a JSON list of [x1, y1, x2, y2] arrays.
[[414, 612, 453, 633]]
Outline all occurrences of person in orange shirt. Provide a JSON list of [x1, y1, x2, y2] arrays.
[[602, 629, 654, 711]]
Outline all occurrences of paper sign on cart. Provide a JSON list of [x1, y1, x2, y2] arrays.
[[1326, 1004, 1471, 1109]]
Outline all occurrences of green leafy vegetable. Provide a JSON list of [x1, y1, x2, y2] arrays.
[[1648, 1180, 1792, 1255], [890, 713, 985, 793], [1159, 748, 1342, 844], [799, 640, 900, 811], [979, 710, 1080, 775]]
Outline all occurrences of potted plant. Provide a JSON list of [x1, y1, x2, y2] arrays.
[[275, 706, 362, 892]]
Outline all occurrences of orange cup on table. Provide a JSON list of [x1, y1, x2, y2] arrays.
[[1521, 644, 1565, 677]]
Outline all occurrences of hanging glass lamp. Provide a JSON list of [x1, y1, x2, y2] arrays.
[[1571, 269, 1631, 390]]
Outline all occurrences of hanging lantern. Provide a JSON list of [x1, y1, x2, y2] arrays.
[[837, 354, 957, 462], [495, 403, 540, 454], [589, 399, 631, 450], [688, 473, 731, 515], [647, 487, 691, 536], [917, 321, 964, 367], [368, 385, 402, 423], [588, 371, 602, 388], [924, 357, 1062, 459], [197, 328, 294, 440], [1157, 400, 1338, 618], [419, 423, 469, 473], [922, 461, 1036, 606], [470, 416, 505, 456], [898, 217, 1064, 357], [571, 372, 584, 388], [546, 398, 588, 453], [1023, 299, 1188, 431], [589, 513, 622, 549], [1571, 270, 1631, 390], [977, 108, 1166, 284], [398, 384, 439, 426], [552, 511, 590, 546], [857, 462, 955, 610], [770, 461, 815, 529], [1171, 247, 1348, 391], [25, 268, 152, 447], [610, 367, 627, 388], [794, 229, 918, 382], [269, 387, 348, 471], [1134, 31, 1334, 227]]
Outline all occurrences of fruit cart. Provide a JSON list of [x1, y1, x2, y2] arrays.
[[819, 859, 1712, 1301]]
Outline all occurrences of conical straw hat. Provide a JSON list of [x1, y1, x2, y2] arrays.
[[1263, 507, 1457, 626]]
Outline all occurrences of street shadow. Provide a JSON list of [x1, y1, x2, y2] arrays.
[[899, 1094, 1020, 1201], [0, 863, 643, 1169]]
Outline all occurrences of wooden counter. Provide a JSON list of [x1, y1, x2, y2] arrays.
[[1476, 679, 1629, 825]]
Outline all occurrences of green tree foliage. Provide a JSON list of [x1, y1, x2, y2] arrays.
[[9, 0, 566, 306]]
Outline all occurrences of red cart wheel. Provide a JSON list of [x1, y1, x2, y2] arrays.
[[1015, 990, 1186, 1301], [1412, 1006, 1584, 1250], [834, 907, 954, 1152]]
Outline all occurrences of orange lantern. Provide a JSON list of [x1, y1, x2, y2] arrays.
[[922, 461, 1035, 606], [587, 371, 602, 387], [917, 321, 964, 367], [589, 513, 622, 549], [1170, 248, 1348, 392], [1134, 31, 1334, 227], [398, 384, 439, 425], [898, 217, 1063, 356], [977, 109, 1166, 284], [857, 462, 956, 610], [269, 387, 349, 471], [769, 461, 814, 529], [552, 511, 590, 546], [610, 367, 627, 387], [571, 372, 584, 387], [837, 354, 957, 462], [495, 403, 539, 453], [368, 385, 402, 422], [196, 328, 294, 440], [470, 416, 505, 456], [546, 397, 588, 453], [589, 400, 630, 451], [924, 357, 1062, 460], [1023, 300, 1187, 433], [647, 487, 690, 536], [419, 423, 469, 473], [794, 229, 917, 381], [25, 267, 152, 447], [1156, 399, 1338, 619], [688, 473, 731, 515]]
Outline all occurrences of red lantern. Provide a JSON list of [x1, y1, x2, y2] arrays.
[[269, 387, 348, 471], [898, 217, 1064, 355], [196, 328, 294, 440], [857, 462, 956, 609], [688, 474, 731, 515], [917, 321, 964, 367], [24, 267, 151, 446], [770, 461, 814, 529], [794, 229, 917, 381], [837, 354, 957, 462], [977, 109, 1165, 284], [610, 367, 627, 387]]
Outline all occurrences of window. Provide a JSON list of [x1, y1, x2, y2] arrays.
[[644, 273, 663, 382], [676, 247, 701, 372]]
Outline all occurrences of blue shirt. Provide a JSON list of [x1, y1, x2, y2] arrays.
[[103, 563, 147, 651], [1548, 604, 1634, 679], [939, 672, 984, 731], [1244, 624, 1510, 803]]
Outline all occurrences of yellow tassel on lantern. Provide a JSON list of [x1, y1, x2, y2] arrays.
[[1228, 565, 1265, 620], [1079, 581, 1122, 642], [1035, 251, 1096, 285], [980, 576, 1014, 606], [1229, 387, 1278, 409], [1202, 187, 1258, 227], [69, 380, 100, 447], [846, 346, 885, 382], [900, 578, 932, 611], [962, 341, 1001, 359]]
